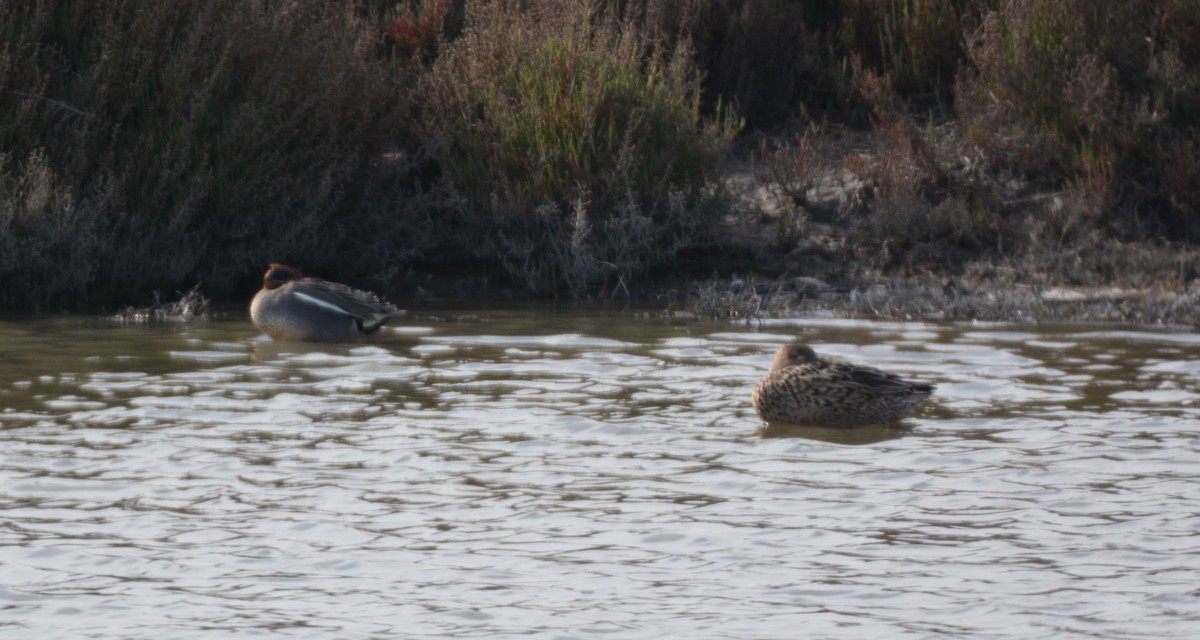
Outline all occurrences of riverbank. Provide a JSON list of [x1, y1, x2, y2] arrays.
[[106, 133, 1200, 331], [655, 145, 1200, 328], [379, 134, 1200, 329], [7, 1, 1198, 322]]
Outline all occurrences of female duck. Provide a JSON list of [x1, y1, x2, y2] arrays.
[[250, 263, 400, 342], [752, 344, 934, 427]]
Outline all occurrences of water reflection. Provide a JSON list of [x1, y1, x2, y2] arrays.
[[758, 421, 913, 444], [1, 309, 1199, 639]]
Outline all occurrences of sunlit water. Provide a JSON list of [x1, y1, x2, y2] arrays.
[[2, 307, 1199, 639]]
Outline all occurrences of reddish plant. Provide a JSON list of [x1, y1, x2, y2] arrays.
[[754, 127, 837, 207], [382, 0, 447, 61], [1159, 135, 1200, 218]]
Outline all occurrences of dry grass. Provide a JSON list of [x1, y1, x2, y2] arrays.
[[957, 0, 1200, 237], [840, 0, 987, 113], [0, 0, 418, 309], [678, 275, 799, 321]]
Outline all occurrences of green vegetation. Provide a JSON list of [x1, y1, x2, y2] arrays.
[[1, 0, 1197, 309], [420, 2, 737, 292]]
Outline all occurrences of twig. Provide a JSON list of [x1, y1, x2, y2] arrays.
[[6, 90, 96, 121]]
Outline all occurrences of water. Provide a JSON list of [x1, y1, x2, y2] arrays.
[[2, 308, 1199, 639]]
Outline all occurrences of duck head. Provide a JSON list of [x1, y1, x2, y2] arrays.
[[770, 344, 819, 372], [262, 263, 303, 290]]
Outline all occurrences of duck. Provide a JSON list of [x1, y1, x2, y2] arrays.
[[751, 344, 934, 427], [250, 263, 401, 342]]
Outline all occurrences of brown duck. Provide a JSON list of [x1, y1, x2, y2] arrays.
[[752, 344, 934, 427], [250, 264, 400, 342]]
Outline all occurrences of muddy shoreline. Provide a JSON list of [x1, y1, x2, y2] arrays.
[[395, 252, 1200, 331], [400, 152, 1200, 330]]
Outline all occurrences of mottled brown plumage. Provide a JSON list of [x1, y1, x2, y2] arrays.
[[751, 344, 934, 427]]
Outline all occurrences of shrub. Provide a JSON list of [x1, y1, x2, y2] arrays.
[[419, 0, 738, 293], [1156, 134, 1200, 231], [842, 103, 973, 264], [957, 0, 1200, 238], [677, 0, 834, 127], [593, 1, 992, 126], [753, 125, 839, 210], [755, 63, 1009, 272], [839, 0, 989, 113], [0, 0, 417, 309], [959, 0, 1146, 167], [591, 0, 850, 128], [371, 0, 465, 65], [0, 150, 104, 307]]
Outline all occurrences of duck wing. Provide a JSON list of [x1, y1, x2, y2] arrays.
[[291, 278, 399, 332], [822, 361, 934, 395]]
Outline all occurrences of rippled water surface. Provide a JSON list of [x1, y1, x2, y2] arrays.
[[2, 307, 1199, 639]]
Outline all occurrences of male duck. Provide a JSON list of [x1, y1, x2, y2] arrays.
[[250, 263, 400, 342], [751, 344, 934, 427]]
